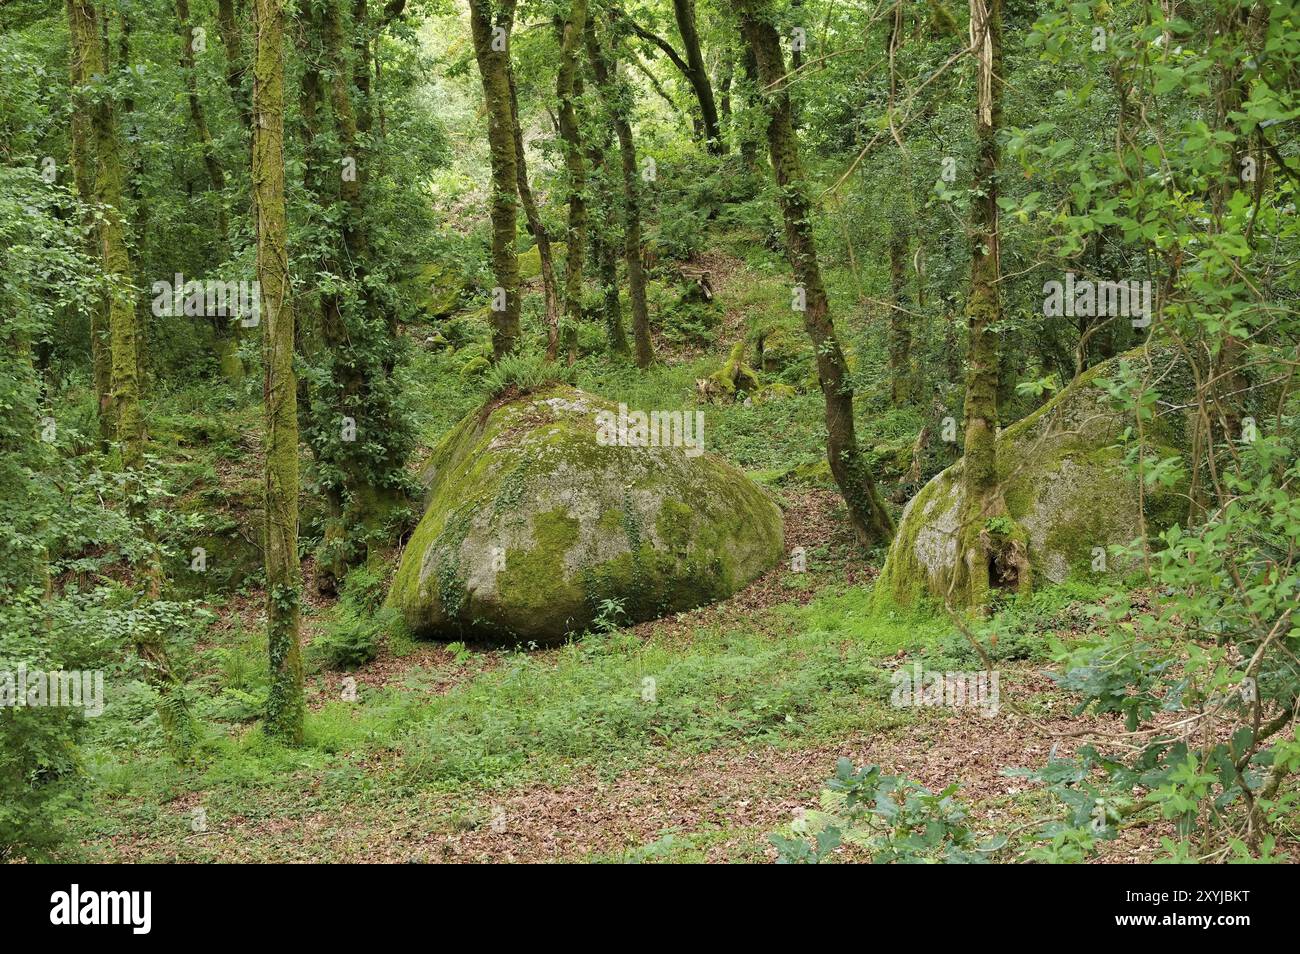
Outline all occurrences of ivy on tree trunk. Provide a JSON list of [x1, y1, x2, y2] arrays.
[[253, 0, 305, 745]]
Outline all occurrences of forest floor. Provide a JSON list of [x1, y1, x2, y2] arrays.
[[68, 484, 1186, 863]]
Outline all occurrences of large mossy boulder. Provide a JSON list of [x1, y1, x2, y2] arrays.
[[409, 261, 467, 320], [517, 242, 566, 282], [387, 385, 784, 643], [876, 348, 1193, 609]]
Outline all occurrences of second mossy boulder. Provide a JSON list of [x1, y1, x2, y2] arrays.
[[875, 347, 1194, 610], [387, 384, 784, 643]]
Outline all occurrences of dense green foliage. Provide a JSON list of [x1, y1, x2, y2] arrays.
[[2, 0, 1297, 863]]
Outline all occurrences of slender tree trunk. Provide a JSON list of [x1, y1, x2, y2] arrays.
[[556, 0, 589, 331], [323, 0, 367, 263], [956, 0, 1024, 607], [64, 13, 113, 446], [671, 0, 723, 154], [352, 0, 375, 139], [586, 16, 652, 366], [176, 0, 229, 251], [885, 3, 910, 405], [593, 218, 628, 354], [717, 53, 732, 122], [734, 0, 893, 546], [620, 6, 721, 152], [175, 0, 242, 382], [1209, 4, 1255, 445], [254, 0, 305, 744], [738, 46, 761, 174], [70, 0, 192, 755], [115, 13, 149, 389], [887, 219, 912, 405], [469, 0, 522, 359], [507, 64, 562, 359], [216, 0, 253, 130], [309, 0, 406, 592], [293, 0, 324, 434], [577, 77, 630, 358], [69, 0, 144, 474]]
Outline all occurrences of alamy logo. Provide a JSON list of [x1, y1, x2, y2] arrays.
[[151, 272, 261, 326], [0, 666, 103, 717], [50, 885, 151, 934], [1042, 272, 1152, 328], [595, 404, 705, 458]]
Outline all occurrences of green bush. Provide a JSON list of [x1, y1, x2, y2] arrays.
[[310, 565, 400, 670]]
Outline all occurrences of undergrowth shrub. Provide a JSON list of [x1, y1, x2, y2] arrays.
[[310, 564, 401, 670]]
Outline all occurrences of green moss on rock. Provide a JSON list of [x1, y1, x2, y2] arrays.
[[875, 346, 1196, 610], [517, 242, 567, 282], [386, 385, 785, 643], [409, 261, 467, 320]]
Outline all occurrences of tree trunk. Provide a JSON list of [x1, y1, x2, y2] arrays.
[[1209, 4, 1255, 445], [68, 0, 144, 474], [556, 0, 589, 330], [734, 0, 893, 546], [507, 64, 562, 359], [887, 219, 911, 405], [468, 0, 522, 359], [69, 0, 192, 756], [621, 6, 722, 153], [586, 15, 653, 366], [738, 46, 761, 174], [216, 0, 252, 130], [956, 0, 1024, 607], [176, 0, 229, 252], [64, 13, 113, 446], [253, 0, 305, 744], [176, 0, 243, 381], [293, 0, 325, 418], [671, 0, 723, 154], [115, 13, 149, 390]]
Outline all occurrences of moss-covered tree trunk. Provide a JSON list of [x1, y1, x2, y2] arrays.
[[64, 9, 113, 448], [586, 15, 653, 367], [955, 0, 1025, 608], [68, 0, 144, 476], [293, 0, 325, 424], [738, 46, 761, 175], [469, 0, 522, 359], [115, 13, 152, 392], [351, 0, 375, 137], [216, 0, 252, 131], [176, 0, 229, 250], [298, 0, 409, 593], [70, 0, 193, 755], [717, 53, 732, 122], [507, 64, 562, 360], [578, 89, 630, 358], [735, 0, 893, 547], [593, 216, 628, 354], [887, 218, 912, 405], [317, 0, 370, 591], [556, 0, 589, 335], [253, 0, 305, 745], [176, 0, 243, 382], [671, 0, 723, 154]]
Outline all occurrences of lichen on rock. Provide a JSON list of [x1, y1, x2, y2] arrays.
[[875, 347, 1195, 610], [387, 384, 785, 643]]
